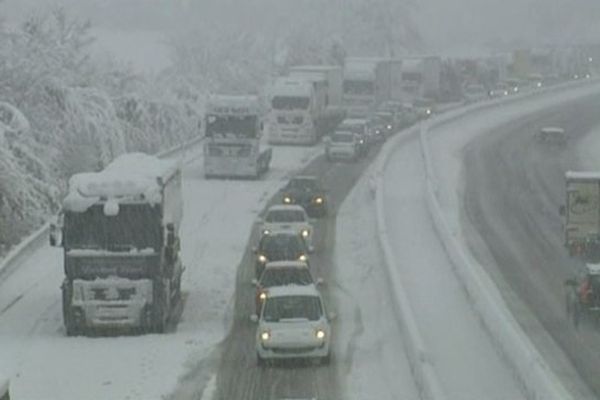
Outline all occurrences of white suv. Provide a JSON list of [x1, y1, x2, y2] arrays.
[[325, 131, 359, 161], [259, 205, 314, 252], [252, 285, 333, 366]]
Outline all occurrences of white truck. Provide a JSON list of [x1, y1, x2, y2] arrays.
[[50, 153, 184, 335], [267, 77, 327, 145], [342, 58, 401, 118], [289, 65, 346, 131], [398, 56, 442, 102], [204, 95, 272, 179], [561, 171, 600, 260]]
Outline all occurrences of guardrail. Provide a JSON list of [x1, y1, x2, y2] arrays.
[[417, 81, 600, 400], [372, 79, 598, 400], [0, 134, 206, 279]]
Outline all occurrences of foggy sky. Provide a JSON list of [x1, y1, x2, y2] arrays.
[[2, 0, 600, 52]]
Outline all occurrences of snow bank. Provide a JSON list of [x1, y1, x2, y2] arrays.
[[371, 125, 448, 400], [415, 82, 600, 400]]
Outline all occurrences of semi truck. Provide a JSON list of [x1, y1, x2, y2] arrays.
[[398, 56, 442, 102], [267, 77, 327, 145], [204, 95, 272, 179], [342, 58, 402, 118], [289, 65, 346, 132], [561, 171, 600, 261], [50, 153, 184, 335]]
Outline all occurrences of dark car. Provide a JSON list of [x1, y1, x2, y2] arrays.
[[281, 176, 328, 218], [336, 118, 370, 156], [253, 231, 309, 277]]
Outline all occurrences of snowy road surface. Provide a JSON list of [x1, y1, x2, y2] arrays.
[[462, 93, 600, 398], [0, 143, 321, 400]]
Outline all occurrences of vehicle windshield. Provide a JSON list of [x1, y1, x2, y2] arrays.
[[331, 132, 355, 143], [260, 235, 305, 257], [272, 96, 310, 110], [265, 209, 306, 223], [288, 178, 319, 191], [262, 295, 322, 322], [343, 79, 374, 95], [63, 204, 161, 251], [259, 268, 313, 287], [339, 122, 365, 134], [205, 114, 258, 138]]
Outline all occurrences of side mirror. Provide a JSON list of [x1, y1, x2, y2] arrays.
[[251, 278, 259, 286], [559, 205, 566, 217], [250, 314, 259, 323], [49, 223, 62, 247]]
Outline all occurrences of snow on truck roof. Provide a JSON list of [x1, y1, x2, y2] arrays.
[[205, 95, 260, 115], [271, 78, 312, 97], [64, 153, 177, 212], [266, 284, 320, 298], [565, 171, 600, 181], [540, 126, 564, 133]]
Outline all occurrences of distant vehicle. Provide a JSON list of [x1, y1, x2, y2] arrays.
[[50, 153, 184, 335], [505, 78, 522, 94], [267, 78, 326, 145], [463, 83, 488, 103], [281, 176, 328, 218], [342, 58, 401, 118], [534, 126, 567, 145], [336, 118, 370, 155], [0, 375, 9, 400], [560, 171, 600, 259], [369, 111, 395, 139], [413, 97, 436, 119], [488, 83, 510, 98], [252, 261, 319, 313], [565, 263, 600, 327], [251, 285, 333, 366], [259, 205, 315, 252], [527, 73, 544, 89], [325, 131, 360, 162], [253, 231, 309, 277], [204, 95, 272, 179]]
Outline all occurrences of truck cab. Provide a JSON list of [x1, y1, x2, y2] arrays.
[[204, 95, 272, 179], [51, 153, 183, 335]]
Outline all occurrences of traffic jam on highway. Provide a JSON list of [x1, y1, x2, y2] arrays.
[[2, 34, 600, 399]]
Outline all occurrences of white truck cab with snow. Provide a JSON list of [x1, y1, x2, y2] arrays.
[[50, 153, 184, 335], [204, 95, 272, 179], [268, 78, 324, 145]]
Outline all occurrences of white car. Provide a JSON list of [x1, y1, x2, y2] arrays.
[[259, 205, 314, 252], [252, 284, 333, 366], [325, 131, 359, 161]]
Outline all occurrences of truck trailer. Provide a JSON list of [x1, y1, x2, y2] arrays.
[[50, 153, 184, 335]]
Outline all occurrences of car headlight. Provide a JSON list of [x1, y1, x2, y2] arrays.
[[359, 139, 364, 144], [426, 109, 431, 115], [262, 229, 270, 236], [314, 197, 324, 204], [283, 196, 292, 204], [258, 254, 267, 264], [536, 82, 542, 88], [260, 330, 271, 341], [503, 91, 509, 96], [513, 87, 519, 92], [259, 291, 267, 301], [301, 229, 310, 238], [298, 254, 308, 262], [315, 329, 326, 340], [387, 124, 392, 129]]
